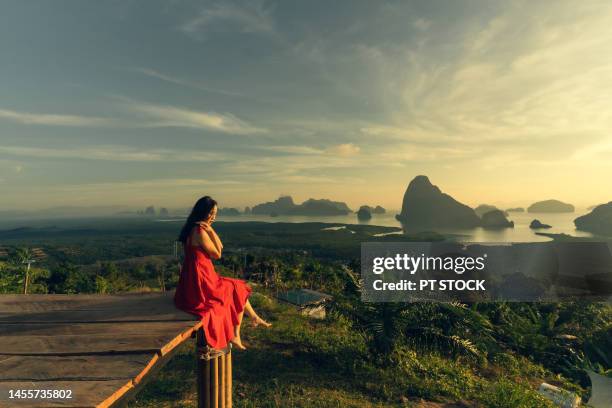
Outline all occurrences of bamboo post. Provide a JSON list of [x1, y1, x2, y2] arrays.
[[205, 360, 211, 408], [197, 328, 207, 408], [197, 329, 232, 408], [220, 354, 226, 408], [212, 357, 218, 408], [226, 351, 232, 408]]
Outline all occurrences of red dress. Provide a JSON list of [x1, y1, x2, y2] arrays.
[[174, 225, 252, 349]]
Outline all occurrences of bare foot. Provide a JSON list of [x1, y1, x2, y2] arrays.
[[251, 316, 272, 328], [230, 336, 246, 350]]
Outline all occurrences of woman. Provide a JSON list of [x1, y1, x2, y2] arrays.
[[174, 196, 271, 350]]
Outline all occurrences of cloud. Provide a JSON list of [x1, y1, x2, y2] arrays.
[[0, 100, 265, 135], [571, 138, 612, 163], [260, 143, 364, 157], [130, 67, 245, 97], [73, 178, 244, 190], [380, 144, 480, 162], [275, 175, 340, 184], [0, 145, 221, 162], [361, 125, 460, 143], [413, 18, 431, 31], [180, 1, 275, 37], [344, 1, 612, 173], [127, 102, 267, 135], [0, 108, 116, 127], [325, 143, 360, 157], [262, 145, 324, 155]]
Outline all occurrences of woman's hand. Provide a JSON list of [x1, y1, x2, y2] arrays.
[[196, 221, 213, 233]]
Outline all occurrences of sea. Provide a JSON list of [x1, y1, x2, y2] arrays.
[[0, 209, 595, 243], [211, 209, 594, 243]]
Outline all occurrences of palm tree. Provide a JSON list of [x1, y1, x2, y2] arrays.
[[332, 265, 490, 362], [14, 247, 35, 294]]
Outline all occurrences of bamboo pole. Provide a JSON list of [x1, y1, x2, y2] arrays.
[[220, 354, 226, 408], [226, 350, 232, 408], [197, 328, 206, 408], [213, 356, 219, 408], [205, 360, 211, 408]]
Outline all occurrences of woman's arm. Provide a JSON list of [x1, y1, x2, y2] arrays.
[[197, 226, 222, 259], [197, 221, 223, 252], [208, 226, 224, 251]]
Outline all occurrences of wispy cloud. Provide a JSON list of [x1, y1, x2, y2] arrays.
[[413, 18, 431, 31], [71, 178, 245, 190], [0, 108, 116, 127], [0, 145, 222, 162], [571, 137, 612, 163], [180, 0, 275, 38], [260, 143, 361, 157], [130, 67, 245, 97], [262, 145, 324, 155], [126, 102, 267, 135], [0, 101, 266, 135], [325, 143, 360, 157]]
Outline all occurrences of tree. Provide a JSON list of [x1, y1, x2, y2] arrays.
[[0, 262, 21, 293], [14, 247, 35, 294]]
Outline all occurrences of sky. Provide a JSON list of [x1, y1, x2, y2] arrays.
[[1, 0, 611, 213]]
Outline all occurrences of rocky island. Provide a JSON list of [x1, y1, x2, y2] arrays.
[[475, 204, 508, 217], [252, 196, 352, 216], [529, 219, 552, 229], [574, 202, 612, 236], [218, 207, 241, 216], [357, 206, 372, 220], [527, 200, 574, 213], [396, 175, 481, 230], [357, 205, 386, 215], [506, 207, 525, 213], [481, 210, 514, 229]]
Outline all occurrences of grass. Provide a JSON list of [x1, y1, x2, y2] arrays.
[[128, 293, 566, 408]]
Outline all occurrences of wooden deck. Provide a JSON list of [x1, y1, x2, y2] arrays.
[[0, 291, 201, 408]]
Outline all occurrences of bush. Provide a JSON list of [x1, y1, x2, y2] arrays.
[[480, 379, 556, 408]]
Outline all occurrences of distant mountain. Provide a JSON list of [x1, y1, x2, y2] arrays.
[[373, 205, 386, 214], [528, 200, 574, 213], [396, 175, 481, 230], [357, 206, 372, 220], [218, 207, 240, 216], [481, 210, 514, 229], [506, 207, 525, 213], [300, 199, 352, 215], [529, 219, 552, 229], [0, 205, 130, 219], [252, 196, 297, 215], [475, 204, 508, 217], [252, 196, 352, 216], [357, 205, 386, 215], [574, 202, 612, 236]]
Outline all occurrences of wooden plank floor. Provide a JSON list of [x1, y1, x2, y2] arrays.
[[0, 291, 201, 408]]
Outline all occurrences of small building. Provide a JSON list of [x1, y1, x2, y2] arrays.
[[277, 288, 332, 319]]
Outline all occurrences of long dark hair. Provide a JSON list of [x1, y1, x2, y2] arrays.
[[178, 196, 218, 243]]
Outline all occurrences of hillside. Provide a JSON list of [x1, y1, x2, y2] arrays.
[[252, 196, 352, 216], [128, 290, 603, 408]]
